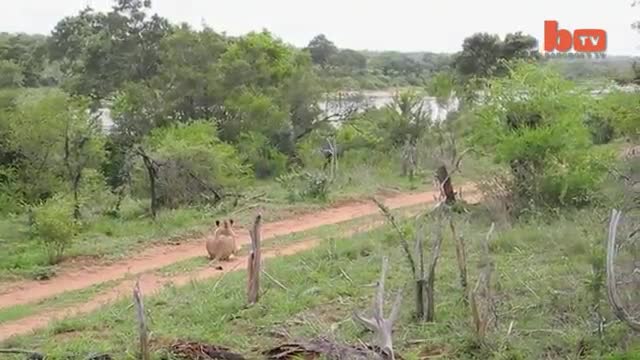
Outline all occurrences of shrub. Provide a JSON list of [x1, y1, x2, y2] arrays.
[[472, 61, 612, 212], [237, 132, 288, 178], [276, 169, 331, 202], [136, 121, 250, 208], [31, 194, 79, 265], [584, 113, 615, 145]]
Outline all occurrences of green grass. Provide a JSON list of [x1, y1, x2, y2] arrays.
[[2, 205, 638, 359], [0, 280, 118, 324], [0, 162, 436, 282], [0, 204, 424, 325]]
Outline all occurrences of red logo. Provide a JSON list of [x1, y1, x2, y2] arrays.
[[544, 20, 607, 53]]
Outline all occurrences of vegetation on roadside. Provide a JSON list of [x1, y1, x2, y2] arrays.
[[0, 0, 639, 358]]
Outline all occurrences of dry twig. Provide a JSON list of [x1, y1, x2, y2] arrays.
[[606, 209, 640, 332], [353, 257, 403, 359]]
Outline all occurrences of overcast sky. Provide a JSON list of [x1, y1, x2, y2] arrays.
[[2, 0, 638, 55]]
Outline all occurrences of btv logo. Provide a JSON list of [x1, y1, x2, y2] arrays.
[[544, 20, 607, 52]]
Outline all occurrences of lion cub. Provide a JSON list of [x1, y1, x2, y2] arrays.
[[206, 219, 238, 261]]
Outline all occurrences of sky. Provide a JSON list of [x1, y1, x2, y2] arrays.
[[1, 0, 639, 56]]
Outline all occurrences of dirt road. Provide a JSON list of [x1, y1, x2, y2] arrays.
[[0, 184, 480, 341]]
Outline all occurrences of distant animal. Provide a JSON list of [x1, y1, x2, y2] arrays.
[[206, 219, 238, 261]]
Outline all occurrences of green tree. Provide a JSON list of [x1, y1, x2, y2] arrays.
[[49, 0, 171, 100], [330, 49, 367, 72], [135, 121, 248, 215], [472, 61, 611, 211], [0, 60, 24, 88], [306, 34, 338, 68], [454, 32, 539, 79], [7, 89, 106, 212], [0, 33, 50, 87], [454, 33, 502, 78]]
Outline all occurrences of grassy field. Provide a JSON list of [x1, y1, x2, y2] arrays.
[[2, 203, 638, 359], [0, 202, 425, 327], [0, 152, 498, 282]]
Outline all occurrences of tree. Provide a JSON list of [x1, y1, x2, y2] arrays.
[[0, 33, 50, 87], [454, 32, 539, 79], [454, 33, 502, 78], [152, 25, 227, 121], [48, 0, 172, 100], [62, 98, 106, 218], [501, 32, 539, 61], [7, 89, 106, 211], [219, 30, 296, 91], [471, 61, 611, 212], [0, 60, 24, 88], [330, 49, 367, 72], [306, 34, 338, 68], [382, 90, 432, 149], [135, 121, 248, 216]]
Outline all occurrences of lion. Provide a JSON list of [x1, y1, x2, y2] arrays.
[[206, 219, 238, 261]]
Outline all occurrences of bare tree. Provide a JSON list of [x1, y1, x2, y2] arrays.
[[353, 257, 403, 359], [247, 214, 263, 305], [373, 198, 445, 321], [606, 209, 640, 332]]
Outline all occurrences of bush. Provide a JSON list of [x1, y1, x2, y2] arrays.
[[31, 194, 79, 265], [136, 121, 250, 208], [276, 169, 331, 202], [584, 113, 615, 145], [237, 132, 288, 178], [472, 61, 612, 212]]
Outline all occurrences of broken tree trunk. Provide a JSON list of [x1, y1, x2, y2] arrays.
[[247, 214, 263, 305], [606, 209, 640, 332], [133, 279, 150, 360], [353, 257, 403, 360], [470, 223, 496, 340], [436, 165, 456, 204]]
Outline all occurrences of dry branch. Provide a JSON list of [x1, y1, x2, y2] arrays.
[[353, 257, 403, 359], [424, 215, 445, 322], [606, 209, 640, 332], [132, 279, 150, 360], [247, 214, 263, 304], [470, 223, 496, 339], [0, 349, 45, 359], [449, 217, 469, 296], [414, 222, 427, 320], [372, 197, 416, 279]]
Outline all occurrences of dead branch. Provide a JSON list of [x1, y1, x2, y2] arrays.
[[606, 209, 640, 332], [372, 197, 416, 279], [0, 349, 45, 359], [248, 214, 263, 304], [414, 221, 427, 320], [449, 216, 469, 296], [424, 215, 445, 322], [470, 223, 497, 340], [353, 257, 403, 359], [132, 279, 150, 360]]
